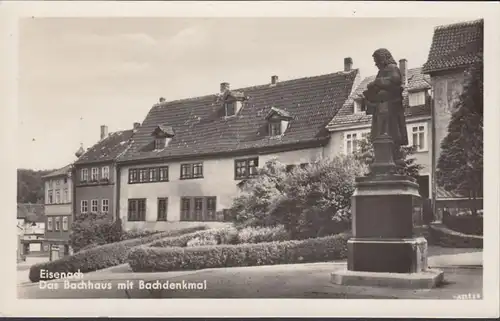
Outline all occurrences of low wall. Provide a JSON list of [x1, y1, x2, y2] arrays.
[[443, 214, 483, 235]]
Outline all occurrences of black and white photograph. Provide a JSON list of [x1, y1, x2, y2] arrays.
[[1, 1, 498, 318]]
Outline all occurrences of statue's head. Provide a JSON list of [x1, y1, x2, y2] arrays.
[[372, 48, 397, 69]]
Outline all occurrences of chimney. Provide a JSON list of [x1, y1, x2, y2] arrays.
[[220, 82, 230, 94], [159, 97, 166, 103], [133, 122, 141, 130], [344, 57, 353, 72], [100, 125, 108, 140], [271, 75, 279, 85], [399, 58, 408, 86]]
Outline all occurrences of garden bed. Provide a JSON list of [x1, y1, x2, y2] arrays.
[[127, 226, 351, 272], [29, 225, 208, 282], [429, 223, 483, 248]]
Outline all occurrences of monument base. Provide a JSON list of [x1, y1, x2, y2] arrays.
[[330, 268, 444, 289]]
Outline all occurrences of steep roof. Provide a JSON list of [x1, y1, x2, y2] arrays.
[[422, 19, 483, 74], [326, 67, 431, 130], [118, 69, 359, 163], [74, 129, 134, 165], [42, 164, 72, 179], [17, 203, 45, 222]]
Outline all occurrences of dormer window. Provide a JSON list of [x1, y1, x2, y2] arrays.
[[151, 124, 175, 151], [354, 98, 366, 114], [225, 102, 236, 117], [408, 90, 426, 107], [265, 107, 293, 137]]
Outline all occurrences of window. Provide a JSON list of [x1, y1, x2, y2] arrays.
[[47, 217, 53, 231], [225, 102, 236, 117], [180, 163, 203, 180], [180, 197, 191, 221], [81, 168, 88, 182], [235, 157, 259, 179], [48, 180, 53, 188], [129, 167, 169, 184], [344, 130, 370, 154], [55, 179, 61, 186], [269, 121, 281, 136], [55, 217, 60, 231], [159, 167, 169, 182], [128, 199, 146, 221], [55, 190, 61, 204], [101, 199, 109, 213], [101, 166, 110, 180], [47, 190, 53, 204], [408, 123, 427, 152], [63, 188, 69, 203], [354, 99, 366, 114], [409, 91, 426, 107], [91, 168, 99, 181], [62, 217, 69, 231], [91, 199, 98, 213], [180, 197, 218, 222], [154, 138, 166, 150], [81, 200, 88, 214], [157, 198, 168, 221]]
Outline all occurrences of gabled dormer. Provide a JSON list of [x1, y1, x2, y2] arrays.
[[219, 82, 247, 117], [265, 107, 292, 137], [151, 124, 175, 150]]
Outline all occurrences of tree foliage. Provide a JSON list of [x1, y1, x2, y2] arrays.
[[230, 156, 366, 240], [70, 212, 123, 253], [436, 53, 483, 215], [353, 135, 424, 179], [17, 168, 54, 204]]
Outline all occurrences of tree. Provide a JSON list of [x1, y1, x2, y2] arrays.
[[17, 169, 54, 204], [436, 53, 483, 216], [353, 135, 424, 179], [70, 212, 123, 252]]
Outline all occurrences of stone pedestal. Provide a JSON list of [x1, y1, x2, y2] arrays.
[[331, 135, 444, 289]]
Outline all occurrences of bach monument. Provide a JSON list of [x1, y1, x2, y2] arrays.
[[331, 49, 444, 288]]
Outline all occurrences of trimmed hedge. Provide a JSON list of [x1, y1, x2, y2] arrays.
[[443, 215, 483, 235], [149, 227, 239, 247], [128, 232, 350, 272], [29, 226, 207, 282]]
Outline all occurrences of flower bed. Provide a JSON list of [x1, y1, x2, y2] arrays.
[[29, 225, 207, 283], [128, 232, 350, 272]]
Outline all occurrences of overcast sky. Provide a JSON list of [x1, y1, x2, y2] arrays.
[[19, 17, 468, 170]]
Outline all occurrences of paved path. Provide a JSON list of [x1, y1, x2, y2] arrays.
[[17, 247, 482, 299]]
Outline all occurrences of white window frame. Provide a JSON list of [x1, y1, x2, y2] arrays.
[[102, 199, 109, 213], [55, 217, 60, 231], [344, 129, 370, 154], [91, 168, 99, 181], [81, 200, 88, 214], [62, 216, 69, 231], [47, 190, 53, 204], [91, 199, 99, 213], [407, 122, 428, 152], [63, 188, 69, 203], [101, 166, 110, 180], [47, 217, 53, 231], [81, 168, 88, 182], [408, 90, 426, 107], [55, 189, 61, 204], [353, 99, 366, 114]]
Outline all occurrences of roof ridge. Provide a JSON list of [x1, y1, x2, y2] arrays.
[[154, 69, 359, 108], [434, 19, 483, 31]]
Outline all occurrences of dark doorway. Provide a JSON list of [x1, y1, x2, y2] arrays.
[[416, 175, 430, 199]]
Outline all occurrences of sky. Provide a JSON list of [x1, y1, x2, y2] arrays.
[[18, 17, 468, 170]]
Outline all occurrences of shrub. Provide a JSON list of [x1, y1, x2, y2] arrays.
[[128, 232, 351, 272], [150, 227, 239, 248], [70, 212, 123, 253], [443, 214, 483, 236], [237, 225, 289, 244], [429, 224, 482, 248], [186, 235, 218, 247], [29, 225, 207, 282], [121, 229, 162, 241], [229, 157, 364, 240]]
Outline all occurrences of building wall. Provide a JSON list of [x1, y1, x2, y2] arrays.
[[45, 176, 72, 206], [327, 118, 432, 175], [119, 147, 325, 230], [74, 163, 117, 185], [74, 185, 115, 218], [45, 214, 72, 241], [44, 175, 73, 242]]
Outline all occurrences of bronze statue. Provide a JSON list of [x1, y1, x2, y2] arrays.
[[362, 48, 408, 166]]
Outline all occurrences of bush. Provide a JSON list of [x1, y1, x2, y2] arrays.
[[70, 212, 123, 253], [150, 227, 239, 248], [429, 224, 482, 248], [237, 225, 289, 244], [29, 225, 207, 282], [442, 214, 483, 236], [128, 232, 351, 272], [121, 229, 162, 241]]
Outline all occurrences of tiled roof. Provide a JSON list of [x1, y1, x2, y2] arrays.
[[74, 129, 134, 165], [422, 19, 483, 74], [42, 164, 73, 179], [17, 203, 45, 222], [326, 67, 431, 130], [118, 70, 359, 163]]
